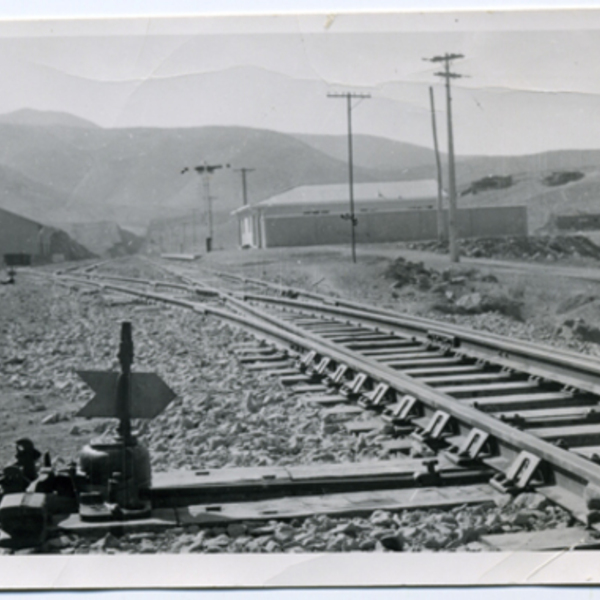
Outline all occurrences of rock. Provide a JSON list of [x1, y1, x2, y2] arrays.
[[264, 540, 280, 553], [511, 493, 548, 511], [379, 534, 404, 552], [183, 532, 207, 552], [331, 521, 365, 538], [565, 319, 600, 344], [456, 527, 480, 545], [398, 526, 418, 540], [359, 538, 377, 551], [203, 534, 230, 550], [485, 513, 502, 530], [312, 515, 336, 532], [494, 494, 513, 509], [127, 532, 158, 541], [41, 413, 60, 425], [227, 523, 247, 538], [91, 533, 121, 551], [249, 525, 277, 536], [230, 536, 252, 551], [138, 538, 158, 553], [556, 293, 596, 315], [369, 510, 394, 527], [182, 416, 196, 429], [480, 274, 499, 284], [422, 533, 447, 550], [510, 509, 546, 527], [274, 524, 296, 544], [325, 533, 348, 551], [46, 535, 72, 550]]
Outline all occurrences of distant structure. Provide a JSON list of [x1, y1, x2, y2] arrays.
[[67, 221, 143, 258], [231, 180, 527, 249], [146, 215, 201, 255], [0, 207, 94, 264]]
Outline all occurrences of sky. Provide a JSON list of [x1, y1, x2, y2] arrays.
[[1, 11, 600, 155]]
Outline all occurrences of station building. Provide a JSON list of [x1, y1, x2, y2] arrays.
[[232, 180, 527, 249]]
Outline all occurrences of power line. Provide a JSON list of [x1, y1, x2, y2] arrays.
[[424, 53, 464, 263], [327, 92, 371, 264]]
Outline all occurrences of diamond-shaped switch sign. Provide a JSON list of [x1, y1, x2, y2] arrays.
[[77, 371, 176, 419]]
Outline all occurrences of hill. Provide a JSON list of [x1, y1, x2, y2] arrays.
[[0, 109, 600, 245], [0, 120, 414, 232], [293, 133, 437, 173], [0, 108, 100, 129]]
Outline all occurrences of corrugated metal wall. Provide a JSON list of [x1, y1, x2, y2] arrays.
[[263, 206, 528, 248]]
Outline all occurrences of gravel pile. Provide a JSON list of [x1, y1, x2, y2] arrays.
[[384, 258, 523, 320], [406, 235, 600, 262]]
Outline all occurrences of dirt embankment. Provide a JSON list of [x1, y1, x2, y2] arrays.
[[404, 235, 600, 263]]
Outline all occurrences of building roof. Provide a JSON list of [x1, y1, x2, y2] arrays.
[[0, 205, 45, 228], [232, 180, 440, 215]]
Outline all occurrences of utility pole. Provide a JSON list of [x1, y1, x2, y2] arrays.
[[327, 91, 370, 264], [181, 162, 229, 253], [424, 53, 464, 263], [429, 86, 446, 243], [235, 167, 255, 206]]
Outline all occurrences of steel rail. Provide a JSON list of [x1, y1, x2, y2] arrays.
[[235, 292, 600, 396], [201, 266, 600, 377]]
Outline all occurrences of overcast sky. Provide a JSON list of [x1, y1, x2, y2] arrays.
[[2, 11, 600, 155]]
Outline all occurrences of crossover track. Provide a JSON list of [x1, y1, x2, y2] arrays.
[[28, 258, 600, 532]]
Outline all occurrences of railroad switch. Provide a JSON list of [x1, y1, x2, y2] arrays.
[[0, 322, 176, 548]]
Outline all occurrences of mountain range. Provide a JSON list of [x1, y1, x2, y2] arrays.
[[1, 109, 600, 249]]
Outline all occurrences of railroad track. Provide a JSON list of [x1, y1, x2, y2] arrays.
[[18, 257, 600, 550]]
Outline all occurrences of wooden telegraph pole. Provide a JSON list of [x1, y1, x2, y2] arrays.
[[429, 86, 446, 242], [327, 92, 370, 264], [235, 167, 255, 206], [424, 53, 464, 263], [181, 163, 229, 253]]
